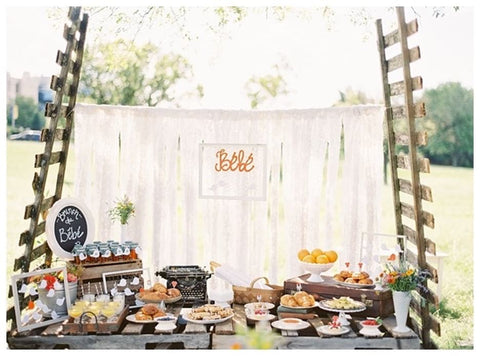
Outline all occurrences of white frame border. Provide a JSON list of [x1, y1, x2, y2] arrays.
[[11, 266, 72, 332], [199, 143, 267, 201], [45, 198, 95, 258]]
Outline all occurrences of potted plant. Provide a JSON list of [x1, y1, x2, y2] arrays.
[[108, 195, 135, 242], [31, 262, 83, 316]]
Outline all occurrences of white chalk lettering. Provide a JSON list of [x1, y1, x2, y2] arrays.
[[58, 226, 85, 243]]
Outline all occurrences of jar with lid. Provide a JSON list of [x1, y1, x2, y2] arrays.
[[129, 242, 140, 260], [122, 244, 131, 261], [86, 245, 100, 263], [76, 246, 87, 263], [100, 246, 112, 263], [111, 244, 123, 262]]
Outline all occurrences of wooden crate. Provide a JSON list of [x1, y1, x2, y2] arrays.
[[74, 259, 143, 307], [284, 275, 394, 318]]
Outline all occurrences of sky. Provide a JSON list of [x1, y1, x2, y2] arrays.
[[2, 1, 476, 109]]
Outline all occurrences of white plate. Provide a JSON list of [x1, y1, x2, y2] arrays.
[[279, 301, 319, 310], [246, 313, 277, 322], [244, 302, 275, 310], [126, 314, 158, 324], [271, 318, 310, 331], [359, 328, 384, 337], [182, 313, 234, 325], [334, 280, 375, 289], [317, 325, 350, 336], [135, 293, 182, 304]]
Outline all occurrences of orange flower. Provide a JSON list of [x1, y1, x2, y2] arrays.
[[231, 342, 242, 350], [387, 253, 396, 261]]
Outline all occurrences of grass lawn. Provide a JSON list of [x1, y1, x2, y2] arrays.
[[4, 140, 474, 349]]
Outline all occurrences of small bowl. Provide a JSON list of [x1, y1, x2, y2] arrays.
[[154, 314, 177, 331], [360, 319, 381, 330]]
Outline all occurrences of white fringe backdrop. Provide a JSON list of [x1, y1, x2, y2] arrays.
[[74, 104, 384, 284]]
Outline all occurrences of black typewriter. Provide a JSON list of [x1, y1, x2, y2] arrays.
[[156, 265, 212, 306]]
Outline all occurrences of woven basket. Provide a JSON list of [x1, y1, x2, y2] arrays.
[[232, 277, 284, 305]]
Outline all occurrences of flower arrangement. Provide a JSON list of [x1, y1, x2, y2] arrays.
[[108, 195, 135, 225], [378, 253, 430, 292], [29, 262, 83, 290]]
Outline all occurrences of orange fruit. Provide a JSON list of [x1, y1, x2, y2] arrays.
[[311, 248, 324, 258], [302, 255, 316, 263], [297, 249, 310, 261], [325, 250, 338, 263], [316, 254, 330, 264]]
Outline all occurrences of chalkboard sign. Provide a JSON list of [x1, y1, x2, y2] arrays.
[[46, 198, 95, 258]]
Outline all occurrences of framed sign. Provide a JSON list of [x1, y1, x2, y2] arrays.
[[199, 143, 267, 200], [46, 198, 95, 258], [11, 266, 73, 332]]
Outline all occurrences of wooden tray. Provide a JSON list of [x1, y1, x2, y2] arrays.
[[62, 306, 129, 334], [284, 275, 394, 317]]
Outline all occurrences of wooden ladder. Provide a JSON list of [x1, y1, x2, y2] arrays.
[[376, 7, 440, 349], [7, 7, 89, 329]]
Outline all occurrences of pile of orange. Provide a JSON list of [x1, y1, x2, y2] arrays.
[[297, 248, 338, 264]]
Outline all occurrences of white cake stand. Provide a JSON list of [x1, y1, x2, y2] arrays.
[[299, 261, 335, 283], [318, 301, 367, 326]]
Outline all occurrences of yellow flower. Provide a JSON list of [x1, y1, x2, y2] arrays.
[[406, 269, 414, 276]]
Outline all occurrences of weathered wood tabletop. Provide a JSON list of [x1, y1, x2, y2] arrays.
[[212, 304, 420, 349], [7, 303, 420, 350]]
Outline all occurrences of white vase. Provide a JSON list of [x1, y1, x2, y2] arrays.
[[392, 290, 412, 333], [120, 224, 128, 243]]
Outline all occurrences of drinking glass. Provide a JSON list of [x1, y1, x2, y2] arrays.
[[112, 293, 125, 314]]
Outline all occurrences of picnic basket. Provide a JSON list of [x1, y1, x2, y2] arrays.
[[209, 261, 284, 305], [232, 277, 284, 305]]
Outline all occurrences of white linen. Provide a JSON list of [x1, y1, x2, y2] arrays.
[[74, 104, 384, 283]]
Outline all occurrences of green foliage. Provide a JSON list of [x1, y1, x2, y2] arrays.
[[79, 40, 201, 106], [333, 86, 375, 106], [419, 82, 473, 167], [245, 65, 288, 109], [9, 96, 45, 130], [108, 195, 136, 225]]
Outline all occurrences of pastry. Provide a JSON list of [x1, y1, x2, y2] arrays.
[[359, 272, 370, 279], [142, 303, 160, 316], [167, 288, 181, 297], [358, 278, 373, 285], [153, 310, 166, 318], [351, 272, 363, 280], [135, 311, 152, 320], [340, 270, 352, 279], [152, 282, 168, 293], [344, 277, 357, 284], [333, 274, 344, 282], [187, 304, 233, 320]]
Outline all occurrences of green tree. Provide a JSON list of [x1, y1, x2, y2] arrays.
[[79, 40, 202, 106], [419, 82, 473, 167], [11, 96, 44, 130], [245, 65, 288, 109]]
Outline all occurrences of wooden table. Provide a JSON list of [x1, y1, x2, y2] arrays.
[[211, 304, 421, 350], [7, 303, 209, 350], [7, 303, 420, 350]]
